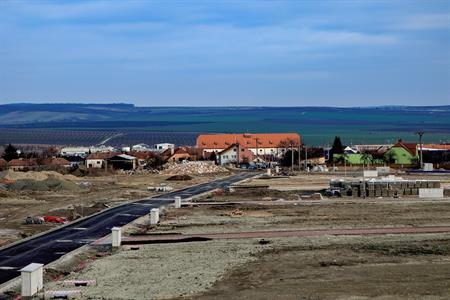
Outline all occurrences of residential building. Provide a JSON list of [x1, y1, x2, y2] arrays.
[[131, 144, 152, 152], [218, 144, 255, 165], [8, 158, 38, 171], [384, 140, 418, 165], [60, 145, 116, 157], [40, 157, 71, 168], [166, 147, 203, 162], [86, 152, 120, 169], [154, 143, 175, 151], [62, 156, 86, 167], [0, 158, 8, 170], [196, 133, 301, 157], [60, 147, 90, 157], [108, 154, 137, 170]]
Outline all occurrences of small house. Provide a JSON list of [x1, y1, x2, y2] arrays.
[[86, 152, 119, 169], [384, 140, 418, 165], [108, 154, 138, 170], [8, 158, 38, 171], [218, 144, 255, 166]]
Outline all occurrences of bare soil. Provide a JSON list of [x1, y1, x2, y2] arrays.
[[0, 171, 227, 245]]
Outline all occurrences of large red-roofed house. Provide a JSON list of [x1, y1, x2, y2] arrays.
[[196, 133, 301, 157]]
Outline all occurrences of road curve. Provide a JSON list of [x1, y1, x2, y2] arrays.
[[0, 172, 256, 285]]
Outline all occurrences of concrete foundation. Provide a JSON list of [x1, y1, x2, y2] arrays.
[[20, 263, 43, 297]]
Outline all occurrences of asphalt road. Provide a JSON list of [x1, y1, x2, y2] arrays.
[[0, 172, 256, 285]]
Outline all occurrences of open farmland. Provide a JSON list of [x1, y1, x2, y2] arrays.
[[1, 104, 450, 145], [0, 128, 199, 147]]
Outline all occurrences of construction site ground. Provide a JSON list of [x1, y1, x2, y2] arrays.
[[0, 170, 228, 247], [42, 172, 450, 300]]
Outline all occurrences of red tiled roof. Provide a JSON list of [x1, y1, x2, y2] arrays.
[[422, 144, 450, 151], [128, 151, 155, 159], [0, 158, 7, 167], [40, 158, 71, 166], [197, 133, 301, 149], [8, 158, 37, 167], [393, 141, 417, 156], [86, 152, 120, 160]]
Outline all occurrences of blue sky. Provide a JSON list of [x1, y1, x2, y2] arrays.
[[0, 0, 449, 106]]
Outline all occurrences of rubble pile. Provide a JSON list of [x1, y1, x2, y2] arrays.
[[162, 162, 229, 175]]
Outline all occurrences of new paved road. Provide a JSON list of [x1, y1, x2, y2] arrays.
[[0, 172, 256, 285]]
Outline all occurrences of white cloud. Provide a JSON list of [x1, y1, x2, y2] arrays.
[[394, 13, 450, 30]]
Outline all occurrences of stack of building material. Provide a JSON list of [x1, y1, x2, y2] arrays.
[[330, 177, 441, 198]]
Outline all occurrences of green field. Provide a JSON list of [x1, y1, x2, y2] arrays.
[[0, 104, 449, 146]]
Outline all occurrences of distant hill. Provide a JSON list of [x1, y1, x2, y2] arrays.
[[0, 103, 449, 145]]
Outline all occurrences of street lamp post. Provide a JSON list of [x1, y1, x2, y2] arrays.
[[416, 131, 424, 169]]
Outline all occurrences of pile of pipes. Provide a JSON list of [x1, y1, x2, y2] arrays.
[[330, 176, 440, 198]]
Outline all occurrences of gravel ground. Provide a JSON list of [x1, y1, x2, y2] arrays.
[[47, 240, 268, 300]]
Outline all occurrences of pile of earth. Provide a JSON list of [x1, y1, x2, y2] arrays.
[[166, 175, 193, 181], [0, 170, 81, 192], [0, 170, 77, 181], [7, 178, 81, 192]]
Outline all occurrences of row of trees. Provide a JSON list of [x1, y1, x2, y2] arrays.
[[2, 144, 60, 162]]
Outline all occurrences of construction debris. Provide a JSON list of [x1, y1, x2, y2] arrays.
[[162, 161, 229, 175]]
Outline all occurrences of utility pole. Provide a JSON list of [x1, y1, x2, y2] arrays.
[[305, 145, 308, 172], [254, 138, 259, 162], [291, 142, 294, 172], [416, 131, 424, 169]]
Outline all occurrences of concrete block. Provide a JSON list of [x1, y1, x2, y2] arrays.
[[150, 208, 159, 225], [174, 196, 182, 209], [275, 166, 280, 173], [20, 263, 44, 297], [266, 168, 272, 176], [63, 280, 96, 287], [45, 290, 82, 299], [376, 166, 390, 174], [419, 188, 444, 198], [423, 163, 433, 171], [363, 170, 378, 177], [111, 227, 121, 248]]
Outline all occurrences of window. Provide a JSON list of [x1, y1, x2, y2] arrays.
[[97, 161, 100, 164]]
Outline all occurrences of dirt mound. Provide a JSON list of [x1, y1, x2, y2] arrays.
[[0, 170, 77, 181], [7, 178, 81, 192], [166, 175, 193, 181], [162, 162, 229, 175]]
